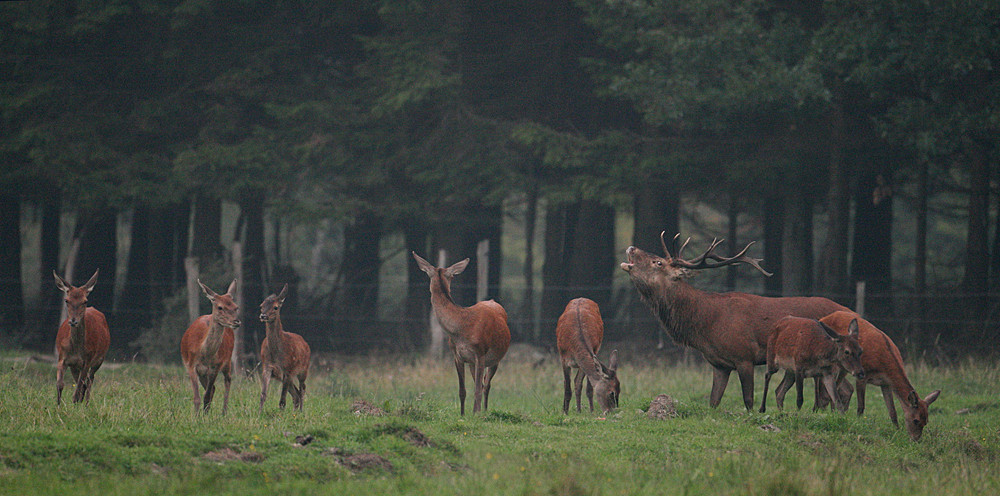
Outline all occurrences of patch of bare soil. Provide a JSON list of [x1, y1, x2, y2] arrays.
[[325, 447, 393, 473], [351, 399, 387, 416], [201, 448, 265, 463]]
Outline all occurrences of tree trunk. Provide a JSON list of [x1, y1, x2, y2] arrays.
[[782, 186, 814, 296], [762, 192, 784, 296], [149, 202, 190, 306], [726, 194, 739, 291], [121, 205, 153, 343], [404, 223, 429, 349], [962, 147, 990, 336], [851, 168, 893, 320], [74, 208, 118, 319], [240, 195, 267, 361], [339, 213, 382, 352], [517, 186, 538, 343], [913, 160, 929, 339], [540, 202, 576, 349], [631, 177, 680, 254], [569, 199, 615, 329], [819, 105, 851, 303], [0, 195, 23, 337], [189, 194, 223, 262]]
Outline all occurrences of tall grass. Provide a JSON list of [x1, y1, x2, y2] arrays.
[[0, 351, 997, 495]]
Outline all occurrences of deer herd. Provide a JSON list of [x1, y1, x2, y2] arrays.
[[49, 232, 941, 442]]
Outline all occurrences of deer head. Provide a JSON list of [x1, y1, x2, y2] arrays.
[[198, 279, 241, 329], [54, 269, 99, 327], [904, 389, 941, 441], [412, 251, 469, 298], [820, 319, 865, 379], [592, 349, 620, 413], [621, 232, 772, 291], [260, 283, 288, 323]]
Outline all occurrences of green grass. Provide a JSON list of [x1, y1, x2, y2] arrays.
[[0, 350, 997, 495]]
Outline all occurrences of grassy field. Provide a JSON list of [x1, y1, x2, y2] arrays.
[[0, 347, 997, 495]]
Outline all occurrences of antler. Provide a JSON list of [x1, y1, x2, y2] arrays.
[[669, 237, 773, 277]]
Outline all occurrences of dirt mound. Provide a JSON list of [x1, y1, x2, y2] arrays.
[[647, 394, 678, 419], [202, 448, 264, 463], [326, 447, 393, 472], [351, 399, 387, 416]]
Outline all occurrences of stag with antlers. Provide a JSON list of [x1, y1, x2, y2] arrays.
[[621, 233, 850, 410]]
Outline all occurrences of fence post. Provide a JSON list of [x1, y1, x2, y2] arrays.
[[855, 280, 866, 318], [429, 249, 446, 358], [231, 241, 243, 374], [476, 239, 489, 302], [185, 257, 199, 324]]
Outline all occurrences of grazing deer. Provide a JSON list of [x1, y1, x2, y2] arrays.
[[53, 269, 110, 405], [180, 279, 240, 415], [621, 233, 850, 410], [820, 311, 941, 441], [556, 298, 620, 414], [258, 284, 311, 413], [412, 252, 511, 415], [759, 316, 864, 413]]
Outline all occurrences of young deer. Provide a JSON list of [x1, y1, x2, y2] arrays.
[[412, 252, 511, 415], [820, 311, 941, 441], [53, 269, 110, 405], [759, 316, 865, 413], [180, 279, 240, 415], [258, 284, 311, 413], [556, 298, 619, 414]]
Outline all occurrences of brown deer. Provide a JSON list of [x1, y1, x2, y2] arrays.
[[258, 284, 311, 413], [180, 279, 240, 415], [621, 233, 850, 410], [412, 252, 511, 415], [53, 269, 110, 405], [820, 310, 941, 441], [556, 298, 620, 414], [759, 316, 864, 413]]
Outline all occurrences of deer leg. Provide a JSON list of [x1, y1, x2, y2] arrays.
[[795, 373, 805, 410], [759, 366, 776, 413], [286, 380, 301, 410], [203, 374, 217, 412], [573, 369, 585, 412], [586, 377, 595, 412], [187, 369, 202, 414], [221, 367, 232, 416], [71, 366, 86, 403], [56, 361, 66, 405], [709, 366, 732, 408], [84, 367, 97, 404], [562, 366, 572, 414], [821, 374, 844, 413], [279, 381, 289, 410], [297, 375, 307, 411], [855, 379, 867, 417], [472, 357, 485, 414], [259, 367, 271, 413], [483, 365, 498, 412], [774, 371, 795, 410], [881, 385, 898, 427], [736, 362, 755, 411], [455, 358, 467, 416]]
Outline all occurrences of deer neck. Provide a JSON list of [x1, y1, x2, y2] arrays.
[[69, 313, 88, 353], [637, 280, 713, 348], [264, 316, 284, 357], [429, 284, 467, 338], [200, 316, 228, 358]]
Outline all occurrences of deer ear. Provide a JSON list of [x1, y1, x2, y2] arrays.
[[82, 269, 100, 294], [907, 390, 920, 408], [607, 350, 619, 372], [277, 283, 288, 303], [819, 321, 842, 341], [225, 279, 238, 297], [412, 251, 437, 276], [848, 319, 860, 338], [924, 390, 940, 405], [198, 279, 218, 301], [445, 258, 470, 277], [53, 271, 71, 293]]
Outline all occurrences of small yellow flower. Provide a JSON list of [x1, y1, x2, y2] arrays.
[[492, 473, 500, 480], [485, 453, 493, 460]]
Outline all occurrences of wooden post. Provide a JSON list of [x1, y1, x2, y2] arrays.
[[231, 241, 243, 374], [476, 239, 489, 302], [429, 249, 446, 358], [855, 280, 866, 319], [184, 256, 199, 324]]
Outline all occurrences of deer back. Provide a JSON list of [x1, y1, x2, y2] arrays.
[[768, 316, 860, 375], [556, 298, 603, 363]]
